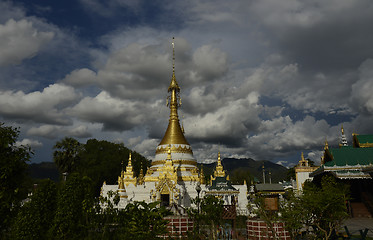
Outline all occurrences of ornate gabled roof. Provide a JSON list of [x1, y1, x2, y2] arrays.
[[208, 176, 237, 191], [325, 147, 373, 167], [353, 134, 373, 148]]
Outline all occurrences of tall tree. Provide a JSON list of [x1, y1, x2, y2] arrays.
[[53, 137, 81, 174], [188, 195, 224, 240], [122, 201, 171, 240], [11, 179, 57, 239], [0, 123, 32, 232], [280, 176, 349, 240], [50, 173, 94, 240], [76, 139, 149, 194]]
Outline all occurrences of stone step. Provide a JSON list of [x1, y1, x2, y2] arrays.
[[351, 203, 372, 218]]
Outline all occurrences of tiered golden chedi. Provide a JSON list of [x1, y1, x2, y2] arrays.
[[102, 39, 248, 213], [144, 41, 200, 183]]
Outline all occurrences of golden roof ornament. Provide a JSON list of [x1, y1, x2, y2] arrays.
[[214, 152, 226, 178], [339, 124, 348, 147], [159, 37, 189, 146], [118, 177, 128, 198], [324, 138, 329, 150], [122, 152, 136, 186]]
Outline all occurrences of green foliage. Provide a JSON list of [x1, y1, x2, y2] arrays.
[[50, 173, 94, 239], [230, 169, 254, 185], [249, 196, 281, 239], [280, 176, 350, 240], [53, 138, 150, 195], [11, 179, 57, 239], [53, 137, 81, 174], [122, 201, 171, 240], [279, 191, 308, 239], [188, 195, 224, 240], [285, 166, 295, 181], [0, 123, 32, 232]]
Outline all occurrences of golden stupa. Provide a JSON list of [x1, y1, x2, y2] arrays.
[[144, 38, 199, 183]]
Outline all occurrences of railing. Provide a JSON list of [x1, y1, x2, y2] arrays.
[[222, 205, 236, 219], [362, 192, 373, 216]]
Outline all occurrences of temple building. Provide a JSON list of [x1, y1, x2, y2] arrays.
[[294, 152, 318, 192], [100, 40, 248, 214], [310, 126, 373, 217]]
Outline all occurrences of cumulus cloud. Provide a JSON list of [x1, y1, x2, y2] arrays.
[[27, 124, 92, 139], [15, 138, 43, 148], [27, 125, 62, 139], [63, 68, 97, 87], [68, 91, 163, 131], [0, 19, 54, 66], [131, 138, 159, 160], [0, 84, 79, 125], [351, 59, 373, 115], [245, 115, 336, 159], [185, 92, 261, 146], [248, 0, 373, 70], [2, 0, 373, 165]]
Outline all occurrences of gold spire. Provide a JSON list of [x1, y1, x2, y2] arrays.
[[324, 138, 329, 150], [159, 38, 189, 146], [341, 124, 344, 135], [200, 168, 205, 184], [214, 152, 225, 178], [121, 152, 136, 186], [301, 152, 305, 161]]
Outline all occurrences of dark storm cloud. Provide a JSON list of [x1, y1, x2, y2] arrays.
[[248, 0, 373, 71]]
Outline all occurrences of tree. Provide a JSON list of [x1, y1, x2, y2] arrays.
[[280, 175, 349, 240], [230, 169, 254, 185], [280, 191, 310, 239], [188, 195, 224, 240], [53, 137, 81, 174], [249, 196, 281, 239], [122, 201, 171, 240], [0, 123, 32, 232], [11, 179, 57, 239], [303, 176, 349, 240], [50, 173, 94, 239], [75, 139, 149, 195]]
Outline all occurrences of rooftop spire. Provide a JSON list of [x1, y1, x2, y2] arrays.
[[324, 138, 329, 150], [339, 124, 348, 147], [159, 38, 188, 146], [214, 152, 225, 177]]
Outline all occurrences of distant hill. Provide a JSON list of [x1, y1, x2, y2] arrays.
[[201, 158, 288, 183], [28, 162, 59, 182], [28, 158, 289, 184]]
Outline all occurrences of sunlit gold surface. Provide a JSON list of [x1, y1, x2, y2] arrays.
[[214, 152, 226, 178], [151, 159, 197, 166], [158, 40, 189, 146], [121, 152, 137, 186], [156, 145, 193, 154]]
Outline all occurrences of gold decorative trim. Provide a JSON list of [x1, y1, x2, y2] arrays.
[[151, 160, 197, 166], [359, 143, 373, 148], [295, 167, 318, 173], [156, 145, 193, 155], [206, 190, 240, 194]]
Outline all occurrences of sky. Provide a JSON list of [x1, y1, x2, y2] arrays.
[[1, 0, 373, 167]]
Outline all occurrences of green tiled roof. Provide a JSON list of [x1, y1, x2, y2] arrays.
[[325, 147, 373, 167], [355, 135, 373, 145], [209, 177, 237, 191]]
